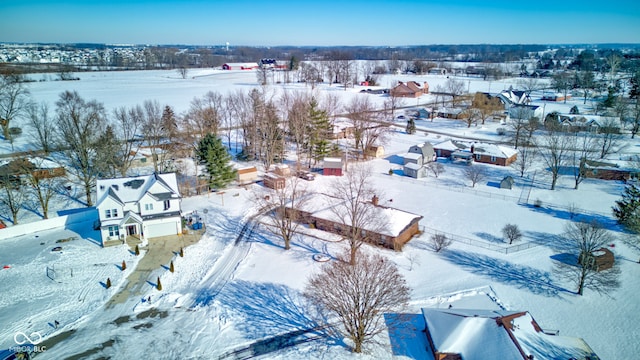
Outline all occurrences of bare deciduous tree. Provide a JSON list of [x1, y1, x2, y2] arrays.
[[445, 78, 466, 106], [20, 157, 63, 219], [430, 233, 452, 252], [535, 130, 571, 190], [26, 101, 55, 155], [464, 165, 486, 187], [502, 224, 522, 244], [555, 221, 621, 296], [512, 144, 536, 177], [329, 164, 388, 265], [595, 117, 623, 159], [471, 92, 503, 124], [55, 91, 107, 207], [304, 251, 410, 353], [0, 166, 27, 224], [426, 162, 445, 178], [569, 132, 597, 189], [113, 105, 144, 176], [257, 176, 309, 250], [0, 73, 30, 142]]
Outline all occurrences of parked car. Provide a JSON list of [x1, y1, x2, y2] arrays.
[[296, 171, 315, 181]]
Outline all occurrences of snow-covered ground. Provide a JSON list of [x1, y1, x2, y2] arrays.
[[1, 69, 639, 359]]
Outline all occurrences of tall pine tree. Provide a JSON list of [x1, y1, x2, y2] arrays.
[[613, 184, 640, 233], [197, 133, 235, 190], [306, 97, 331, 166]]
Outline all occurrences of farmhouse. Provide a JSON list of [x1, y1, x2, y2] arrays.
[[0, 157, 66, 181], [390, 81, 429, 98], [408, 142, 435, 164], [433, 140, 517, 166], [221, 62, 259, 70], [497, 89, 532, 105], [288, 194, 423, 250], [259, 58, 289, 70], [95, 173, 182, 246], [546, 114, 619, 133], [422, 308, 598, 360], [470, 143, 518, 166]]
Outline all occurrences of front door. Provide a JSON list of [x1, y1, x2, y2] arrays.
[[126, 225, 139, 238]]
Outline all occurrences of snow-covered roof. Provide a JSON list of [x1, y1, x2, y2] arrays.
[[423, 308, 524, 360], [296, 193, 422, 237], [422, 308, 598, 360], [473, 143, 518, 159], [434, 140, 517, 159], [96, 173, 180, 207], [403, 152, 423, 161], [511, 313, 598, 360]]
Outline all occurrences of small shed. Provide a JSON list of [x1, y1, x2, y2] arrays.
[[263, 173, 286, 190], [274, 164, 291, 177], [237, 166, 258, 185], [500, 176, 515, 189], [403, 152, 424, 167], [323, 157, 343, 176], [365, 145, 385, 159], [404, 163, 426, 179]]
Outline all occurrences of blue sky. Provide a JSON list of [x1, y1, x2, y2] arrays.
[[1, 0, 639, 46]]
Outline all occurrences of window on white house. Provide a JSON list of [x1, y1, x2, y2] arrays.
[[145, 203, 154, 211], [164, 200, 170, 210], [112, 208, 118, 217], [108, 226, 120, 237], [105, 209, 111, 218]]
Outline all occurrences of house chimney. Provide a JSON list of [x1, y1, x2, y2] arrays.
[[372, 195, 379, 206]]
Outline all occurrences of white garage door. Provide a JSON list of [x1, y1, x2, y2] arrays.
[[145, 222, 177, 239]]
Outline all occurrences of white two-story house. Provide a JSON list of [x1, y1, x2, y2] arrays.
[[95, 173, 182, 245]]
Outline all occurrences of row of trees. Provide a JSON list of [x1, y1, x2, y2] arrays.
[[1, 81, 399, 220]]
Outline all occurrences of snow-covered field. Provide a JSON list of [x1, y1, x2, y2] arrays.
[[1, 68, 639, 359]]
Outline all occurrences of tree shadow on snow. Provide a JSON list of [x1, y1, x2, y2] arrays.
[[526, 231, 575, 252], [249, 225, 336, 263], [216, 280, 344, 356], [441, 249, 571, 297], [474, 232, 504, 244], [521, 204, 620, 232]]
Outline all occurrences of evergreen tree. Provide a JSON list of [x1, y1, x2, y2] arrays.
[[406, 118, 416, 134], [306, 98, 332, 165], [569, 105, 579, 114], [197, 133, 235, 190], [613, 184, 640, 232]]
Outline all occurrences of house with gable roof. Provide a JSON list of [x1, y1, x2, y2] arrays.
[[390, 81, 429, 98], [95, 173, 182, 245], [422, 308, 598, 360]]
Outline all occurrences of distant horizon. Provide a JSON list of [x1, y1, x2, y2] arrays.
[[2, 1, 639, 46], [2, 42, 640, 48]]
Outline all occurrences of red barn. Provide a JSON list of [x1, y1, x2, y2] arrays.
[[323, 157, 343, 176]]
